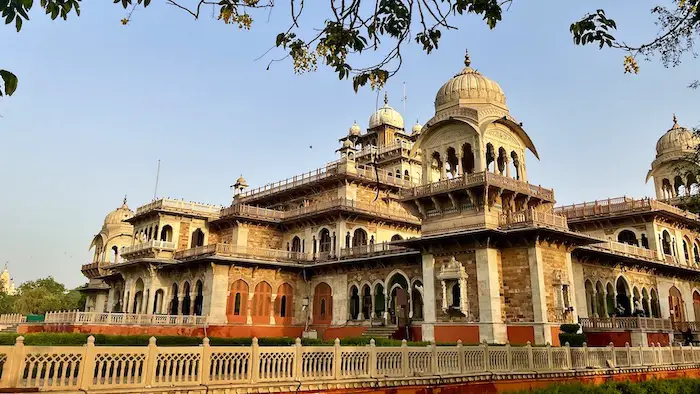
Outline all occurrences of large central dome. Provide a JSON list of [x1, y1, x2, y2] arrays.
[[434, 51, 506, 111], [655, 115, 698, 157]]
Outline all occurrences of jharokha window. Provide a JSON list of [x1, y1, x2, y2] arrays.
[[313, 282, 333, 324], [226, 279, 249, 323], [252, 281, 272, 324]]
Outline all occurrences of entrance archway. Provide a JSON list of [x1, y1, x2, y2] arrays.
[[615, 277, 631, 316], [669, 286, 685, 321]]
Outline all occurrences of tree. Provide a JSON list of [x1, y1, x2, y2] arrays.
[[12, 277, 85, 315], [2, 0, 699, 96]]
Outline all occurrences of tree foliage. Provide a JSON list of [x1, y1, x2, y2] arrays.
[[0, 277, 85, 315], [1, 0, 699, 95]]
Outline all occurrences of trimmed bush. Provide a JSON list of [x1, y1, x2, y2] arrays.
[[559, 333, 586, 347], [560, 324, 580, 334], [510, 378, 700, 393]]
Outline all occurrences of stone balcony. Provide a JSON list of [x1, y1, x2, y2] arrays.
[[399, 171, 555, 202], [80, 262, 111, 279], [554, 196, 700, 222], [121, 240, 177, 260], [580, 237, 700, 274], [133, 198, 223, 220], [173, 241, 412, 265], [580, 317, 673, 331], [221, 198, 420, 226]]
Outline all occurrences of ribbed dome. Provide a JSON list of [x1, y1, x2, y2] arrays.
[[104, 197, 134, 225], [412, 121, 423, 135], [369, 92, 404, 129], [656, 115, 698, 156], [342, 138, 353, 148], [349, 121, 362, 136], [434, 50, 506, 111]]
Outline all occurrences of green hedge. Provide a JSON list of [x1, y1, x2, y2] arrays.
[[511, 379, 700, 393], [0, 333, 428, 347], [560, 324, 580, 334]]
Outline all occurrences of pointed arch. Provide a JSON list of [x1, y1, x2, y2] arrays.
[[313, 282, 333, 324], [226, 279, 249, 323], [252, 281, 272, 324]]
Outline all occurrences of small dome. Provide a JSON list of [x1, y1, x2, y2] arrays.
[[104, 197, 134, 225], [234, 175, 248, 189], [656, 115, 698, 156], [349, 121, 362, 136], [412, 121, 423, 135], [342, 139, 353, 148], [369, 92, 404, 129], [434, 50, 506, 111]]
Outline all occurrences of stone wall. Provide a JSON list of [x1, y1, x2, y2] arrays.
[[501, 247, 533, 322], [434, 251, 478, 322], [539, 243, 570, 322], [247, 224, 284, 250], [177, 222, 191, 250]]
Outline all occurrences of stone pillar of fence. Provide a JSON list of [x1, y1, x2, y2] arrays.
[[401, 339, 409, 377], [583, 342, 589, 368], [143, 337, 158, 386], [457, 340, 465, 373], [201, 337, 212, 384], [250, 337, 260, 383], [505, 342, 512, 371], [369, 339, 377, 378], [608, 342, 616, 367], [333, 338, 342, 379], [431, 341, 438, 374], [526, 342, 534, 369], [564, 342, 572, 369], [4, 336, 25, 388], [79, 336, 97, 390]]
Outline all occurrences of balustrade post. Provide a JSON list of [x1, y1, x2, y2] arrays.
[[79, 336, 97, 390], [294, 338, 303, 380], [505, 341, 512, 371], [582, 342, 589, 369], [482, 342, 490, 371], [639, 344, 644, 366], [144, 337, 158, 387], [4, 336, 25, 388], [251, 337, 260, 383], [656, 343, 662, 365], [369, 339, 377, 378], [430, 341, 438, 375], [526, 341, 534, 370], [609, 342, 616, 368], [546, 343, 553, 370], [564, 342, 571, 370], [333, 338, 342, 379], [457, 340, 465, 373], [670, 343, 675, 364], [401, 339, 409, 377], [680, 344, 686, 364], [201, 337, 211, 385], [625, 342, 631, 367]]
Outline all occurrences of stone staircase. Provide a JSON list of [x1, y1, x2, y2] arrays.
[[0, 324, 18, 334], [362, 325, 398, 339]]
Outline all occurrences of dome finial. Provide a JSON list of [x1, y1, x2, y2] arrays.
[[123, 194, 127, 205], [464, 49, 471, 67], [673, 113, 678, 126], [384, 91, 389, 105]]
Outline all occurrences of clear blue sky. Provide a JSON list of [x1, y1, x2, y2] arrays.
[[0, 0, 697, 287]]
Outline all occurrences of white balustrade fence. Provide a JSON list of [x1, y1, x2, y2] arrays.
[[43, 311, 207, 326], [0, 314, 26, 324], [0, 337, 698, 392]]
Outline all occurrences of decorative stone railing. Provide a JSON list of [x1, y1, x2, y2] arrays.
[[579, 317, 673, 331], [222, 198, 420, 225], [135, 198, 223, 217], [582, 238, 700, 272], [43, 311, 207, 326], [399, 171, 555, 201], [238, 160, 420, 202], [0, 314, 26, 324], [120, 240, 177, 257], [499, 208, 569, 230], [337, 242, 411, 259], [0, 336, 699, 392], [173, 243, 313, 263], [554, 196, 700, 221]]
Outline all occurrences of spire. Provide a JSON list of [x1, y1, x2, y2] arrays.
[[123, 194, 127, 205], [464, 48, 471, 67], [383, 91, 389, 106], [673, 113, 678, 126]]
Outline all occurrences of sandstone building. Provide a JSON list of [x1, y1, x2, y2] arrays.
[[80, 51, 700, 346]]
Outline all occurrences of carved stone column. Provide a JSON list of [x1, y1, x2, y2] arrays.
[[247, 293, 254, 324], [270, 294, 277, 325]]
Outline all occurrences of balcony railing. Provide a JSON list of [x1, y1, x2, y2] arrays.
[[121, 240, 177, 256], [222, 198, 420, 225], [499, 208, 569, 230], [587, 239, 658, 261], [338, 242, 411, 259], [554, 197, 700, 221], [399, 171, 554, 201], [0, 336, 698, 392], [44, 311, 207, 326], [579, 317, 673, 331], [173, 243, 313, 263], [135, 198, 222, 217], [237, 160, 420, 202]]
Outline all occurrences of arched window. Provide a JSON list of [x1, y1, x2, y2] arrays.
[[683, 238, 690, 262], [412, 281, 424, 320], [615, 277, 631, 316], [584, 280, 595, 317], [361, 285, 372, 320], [662, 230, 672, 255], [349, 285, 360, 320], [111, 246, 119, 264], [191, 229, 205, 248], [227, 279, 249, 323], [431, 151, 443, 181], [485, 143, 495, 172], [446, 147, 458, 178], [695, 243, 700, 264], [352, 228, 368, 247], [160, 225, 173, 242], [374, 283, 385, 317], [669, 286, 685, 321], [182, 282, 192, 315], [133, 278, 145, 314], [510, 151, 520, 180], [313, 282, 333, 324], [194, 280, 204, 316], [662, 178, 673, 199], [451, 282, 460, 308], [404, 170, 410, 180], [275, 283, 294, 323], [169, 283, 179, 315], [693, 291, 700, 322], [496, 147, 508, 175], [641, 288, 650, 317], [462, 143, 475, 174], [675, 175, 685, 197], [391, 234, 403, 241], [153, 289, 165, 314], [252, 281, 272, 324], [291, 236, 302, 252], [319, 229, 332, 253], [641, 234, 649, 249], [651, 288, 660, 318], [617, 230, 638, 246]]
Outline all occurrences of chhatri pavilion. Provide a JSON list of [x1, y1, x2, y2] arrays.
[[78, 50, 700, 346]]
